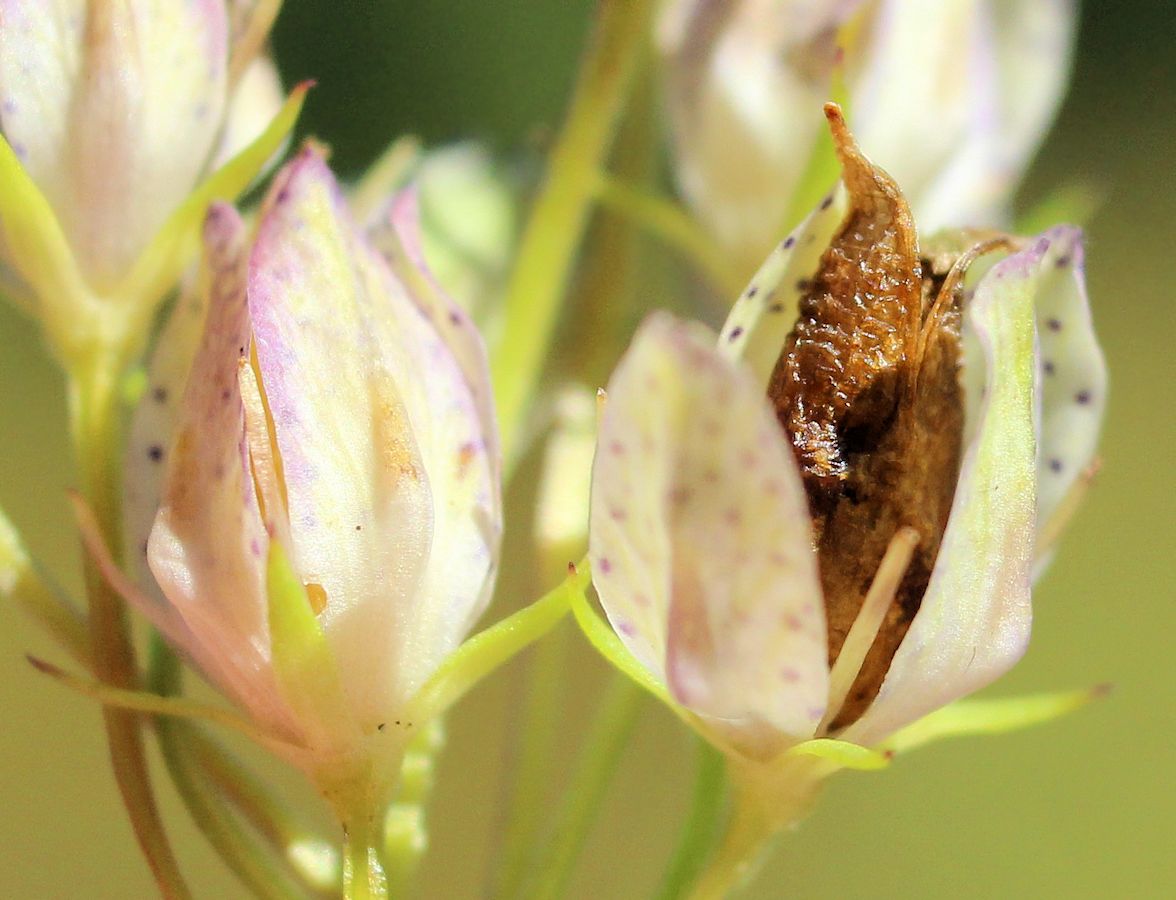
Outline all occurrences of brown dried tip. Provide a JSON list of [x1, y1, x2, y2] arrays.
[[768, 104, 979, 730]]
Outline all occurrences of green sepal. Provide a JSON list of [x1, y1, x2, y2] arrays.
[[881, 687, 1109, 756], [405, 561, 590, 724], [569, 573, 674, 709], [265, 540, 351, 741], [784, 738, 891, 772], [0, 134, 90, 318]]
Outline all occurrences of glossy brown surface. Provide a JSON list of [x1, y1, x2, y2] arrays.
[[768, 106, 968, 729]]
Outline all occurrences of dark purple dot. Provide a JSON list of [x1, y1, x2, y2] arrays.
[[783, 236, 796, 249], [1047, 318, 1063, 332], [1075, 390, 1092, 405], [746, 286, 759, 299], [1049, 458, 1063, 473], [618, 620, 636, 637], [1056, 255, 1071, 268], [598, 557, 612, 574], [796, 279, 811, 292], [448, 309, 462, 326], [147, 445, 164, 462], [769, 302, 785, 313], [820, 194, 833, 210], [276, 188, 290, 204], [221, 388, 231, 401], [1043, 360, 1056, 375], [728, 326, 744, 342], [152, 386, 168, 404]]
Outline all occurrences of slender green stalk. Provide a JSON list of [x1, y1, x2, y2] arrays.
[[685, 787, 775, 900], [524, 673, 644, 900], [341, 808, 387, 900], [593, 176, 745, 299], [493, 0, 656, 471], [148, 640, 314, 900], [493, 619, 573, 897], [67, 346, 190, 899], [654, 738, 727, 900]]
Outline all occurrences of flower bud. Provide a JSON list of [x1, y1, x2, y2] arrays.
[[657, 0, 1076, 271]]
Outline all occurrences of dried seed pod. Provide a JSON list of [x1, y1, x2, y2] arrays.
[[768, 104, 1005, 729]]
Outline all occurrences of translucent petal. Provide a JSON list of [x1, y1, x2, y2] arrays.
[[0, 0, 229, 285], [211, 53, 286, 172], [147, 203, 298, 742], [590, 313, 828, 742], [656, 0, 863, 265], [843, 236, 1052, 746], [249, 149, 497, 729], [717, 189, 846, 388]]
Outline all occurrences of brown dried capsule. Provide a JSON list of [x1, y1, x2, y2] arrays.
[[768, 104, 1011, 729]]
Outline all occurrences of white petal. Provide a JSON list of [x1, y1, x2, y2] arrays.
[[844, 236, 1054, 746], [211, 52, 285, 172], [657, 0, 862, 266], [717, 188, 846, 387], [590, 313, 828, 745], [1030, 226, 1104, 538], [0, 0, 228, 284], [249, 150, 497, 728]]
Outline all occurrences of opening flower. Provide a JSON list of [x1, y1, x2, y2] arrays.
[[587, 105, 1104, 762]]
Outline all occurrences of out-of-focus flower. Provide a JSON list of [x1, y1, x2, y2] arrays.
[[0, 0, 300, 356], [587, 108, 1104, 766], [657, 0, 1076, 271], [94, 146, 501, 814]]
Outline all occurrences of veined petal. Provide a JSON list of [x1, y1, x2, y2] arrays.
[[147, 203, 299, 744], [590, 313, 828, 746], [717, 188, 846, 387], [0, 0, 229, 286], [844, 236, 1055, 746], [249, 149, 497, 730]]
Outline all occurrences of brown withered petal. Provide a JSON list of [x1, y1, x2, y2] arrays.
[[768, 104, 998, 729]]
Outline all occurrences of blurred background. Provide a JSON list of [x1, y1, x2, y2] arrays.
[[1, 1, 1173, 896]]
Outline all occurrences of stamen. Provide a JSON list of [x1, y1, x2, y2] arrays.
[[819, 526, 920, 735]]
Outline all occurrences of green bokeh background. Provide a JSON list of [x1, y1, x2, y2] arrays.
[[1, 2, 1173, 897]]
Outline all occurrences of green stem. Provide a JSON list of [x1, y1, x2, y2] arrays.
[[342, 808, 388, 900], [525, 672, 644, 900], [654, 737, 727, 900], [493, 0, 655, 472], [493, 619, 572, 898], [593, 176, 745, 299], [67, 348, 190, 899], [686, 757, 828, 900], [148, 639, 316, 900]]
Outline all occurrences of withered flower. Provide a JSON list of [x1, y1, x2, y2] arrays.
[[587, 104, 1105, 760]]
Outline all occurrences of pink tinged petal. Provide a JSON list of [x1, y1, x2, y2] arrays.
[[717, 188, 845, 387], [1030, 227, 1104, 542], [844, 236, 1051, 747], [249, 149, 497, 730], [147, 203, 300, 743], [590, 313, 828, 744], [0, 0, 229, 285]]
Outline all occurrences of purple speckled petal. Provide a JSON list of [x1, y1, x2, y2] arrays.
[[844, 236, 1054, 747], [147, 203, 300, 744], [0, 0, 228, 284], [249, 148, 498, 731], [590, 313, 828, 747]]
